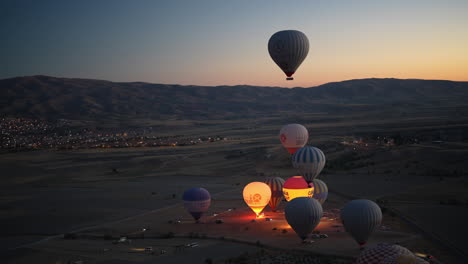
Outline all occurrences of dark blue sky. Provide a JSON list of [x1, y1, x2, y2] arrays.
[[2, 0, 467, 87]]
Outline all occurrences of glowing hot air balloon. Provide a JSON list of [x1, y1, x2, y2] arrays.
[[264, 177, 285, 211], [182, 187, 211, 222], [341, 199, 382, 247], [285, 197, 323, 241], [279, 124, 308, 154], [282, 176, 314, 202], [243, 182, 271, 217], [292, 146, 326, 182], [311, 179, 328, 205], [268, 30, 309, 80], [356, 243, 415, 264]]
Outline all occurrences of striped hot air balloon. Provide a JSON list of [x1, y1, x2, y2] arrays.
[[264, 177, 285, 211], [356, 243, 415, 264], [312, 179, 328, 205], [182, 187, 211, 222], [285, 197, 323, 241], [292, 146, 326, 182], [268, 30, 309, 81], [279, 124, 308, 154], [341, 199, 382, 247]]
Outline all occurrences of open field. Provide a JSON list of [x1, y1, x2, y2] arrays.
[[2, 113, 468, 263]]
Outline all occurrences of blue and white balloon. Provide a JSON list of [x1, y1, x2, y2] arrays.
[[182, 187, 211, 221], [292, 146, 326, 182]]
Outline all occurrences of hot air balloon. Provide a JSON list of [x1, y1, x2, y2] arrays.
[[311, 179, 328, 204], [284, 197, 323, 241], [182, 187, 211, 222], [243, 182, 271, 217], [264, 177, 285, 211], [341, 199, 382, 247], [381, 254, 429, 264], [279, 124, 308, 154], [268, 30, 309, 80], [282, 176, 314, 202], [356, 243, 415, 264], [292, 146, 326, 182]]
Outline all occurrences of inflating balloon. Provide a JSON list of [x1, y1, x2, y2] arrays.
[[282, 176, 313, 202], [279, 124, 308, 154], [341, 199, 382, 247], [264, 177, 285, 211], [356, 243, 415, 264], [243, 182, 271, 216], [285, 197, 323, 241], [292, 146, 326, 182], [311, 179, 328, 205], [182, 187, 211, 222], [268, 30, 309, 80]]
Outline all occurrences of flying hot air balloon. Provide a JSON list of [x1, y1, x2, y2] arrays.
[[282, 176, 314, 202], [311, 179, 328, 205], [356, 243, 415, 264], [268, 30, 309, 80], [285, 197, 323, 241], [341, 199, 382, 247], [264, 177, 285, 211], [292, 146, 326, 182], [279, 124, 308, 154], [243, 182, 271, 217], [182, 187, 211, 222]]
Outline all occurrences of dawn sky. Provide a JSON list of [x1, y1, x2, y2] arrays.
[[1, 0, 468, 87]]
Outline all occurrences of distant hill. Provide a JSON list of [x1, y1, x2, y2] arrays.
[[1, 75, 467, 121]]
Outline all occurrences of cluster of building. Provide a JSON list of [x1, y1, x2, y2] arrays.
[[0, 117, 227, 151]]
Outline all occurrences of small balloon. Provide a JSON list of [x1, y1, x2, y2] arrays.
[[279, 124, 308, 154], [182, 187, 211, 221], [243, 182, 271, 216], [264, 177, 285, 211]]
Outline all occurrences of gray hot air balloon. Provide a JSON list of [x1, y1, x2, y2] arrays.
[[341, 199, 382, 247], [292, 146, 326, 182], [356, 243, 415, 264], [284, 197, 323, 241], [311, 179, 328, 205], [268, 30, 309, 80]]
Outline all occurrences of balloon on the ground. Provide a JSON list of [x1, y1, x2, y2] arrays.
[[182, 187, 211, 221], [292, 146, 326, 182], [356, 243, 415, 264], [311, 179, 328, 204], [282, 176, 314, 202], [284, 197, 323, 241], [268, 30, 309, 80], [381, 254, 429, 264], [264, 177, 285, 211], [279, 124, 308, 154], [243, 182, 271, 216], [341, 199, 382, 246]]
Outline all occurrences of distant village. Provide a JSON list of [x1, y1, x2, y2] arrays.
[[0, 117, 227, 151]]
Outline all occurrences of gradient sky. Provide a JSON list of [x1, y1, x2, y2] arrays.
[[1, 0, 468, 87]]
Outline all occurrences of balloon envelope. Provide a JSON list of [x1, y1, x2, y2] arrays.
[[183, 187, 211, 221], [283, 176, 314, 202], [312, 179, 328, 205], [279, 124, 308, 154], [285, 197, 323, 240], [381, 254, 429, 264], [356, 243, 415, 264], [268, 30, 309, 80], [341, 199, 382, 246], [292, 146, 326, 182], [264, 177, 285, 211], [243, 182, 271, 216]]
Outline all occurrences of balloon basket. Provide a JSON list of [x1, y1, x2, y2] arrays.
[[286, 77, 294, 81]]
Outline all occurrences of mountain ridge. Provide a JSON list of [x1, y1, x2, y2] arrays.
[[1, 75, 468, 121]]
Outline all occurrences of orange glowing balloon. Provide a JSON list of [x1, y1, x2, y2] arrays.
[[282, 176, 314, 202], [243, 182, 272, 216]]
